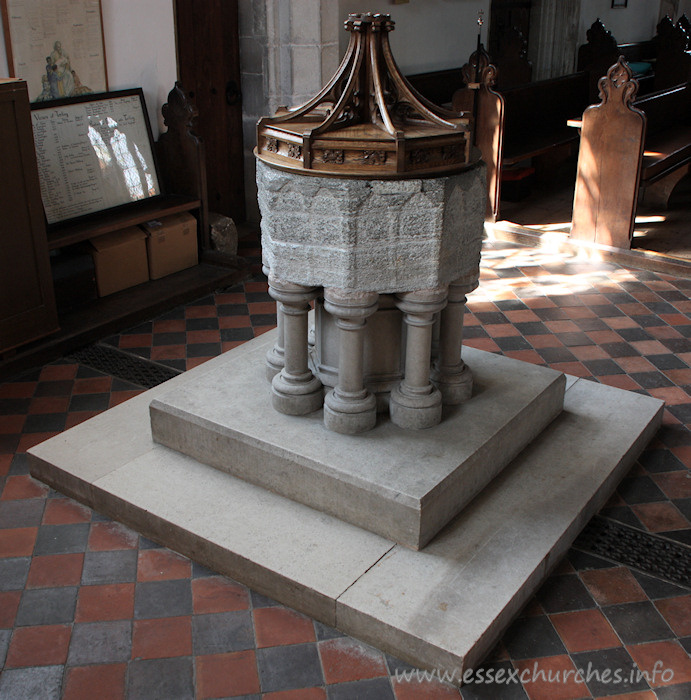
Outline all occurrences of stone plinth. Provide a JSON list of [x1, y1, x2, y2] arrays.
[[257, 160, 486, 294], [27, 331, 664, 677], [150, 343, 565, 549]]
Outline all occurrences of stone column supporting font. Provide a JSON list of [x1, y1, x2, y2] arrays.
[[390, 288, 448, 430], [264, 265, 285, 380], [430, 273, 479, 404], [323, 288, 379, 434], [268, 275, 323, 415]]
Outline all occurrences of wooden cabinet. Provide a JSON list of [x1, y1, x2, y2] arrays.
[[0, 79, 59, 355]]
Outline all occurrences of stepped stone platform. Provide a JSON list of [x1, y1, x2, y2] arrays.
[[28, 331, 663, 676], [150, 344, 565, 549]]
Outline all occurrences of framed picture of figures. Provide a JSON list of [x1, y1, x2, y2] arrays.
[[1, 0, 107, 103]]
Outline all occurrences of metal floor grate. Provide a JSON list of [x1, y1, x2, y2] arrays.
[[69, 344, 181, 389], [574, 515, 691, 588]]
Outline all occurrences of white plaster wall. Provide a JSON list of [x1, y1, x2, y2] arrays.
[[0, 0, 177, 136], [338, 0, 492, 74], [579, 0, 662, 43]]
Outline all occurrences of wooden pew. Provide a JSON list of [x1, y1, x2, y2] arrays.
[[654, 16, 691, 90], [571, 58, 691, 249]]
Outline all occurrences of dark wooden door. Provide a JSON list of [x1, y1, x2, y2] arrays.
[[0, 80, 59, 355], [175, 0, 245, 222], [488, 0, 533, 88]]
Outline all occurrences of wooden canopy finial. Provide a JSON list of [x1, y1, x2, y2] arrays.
[[255, 13, 474, 178]]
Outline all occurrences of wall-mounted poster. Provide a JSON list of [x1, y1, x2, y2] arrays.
[[31, 89, 161, 225], [1, 0, 107, 102]]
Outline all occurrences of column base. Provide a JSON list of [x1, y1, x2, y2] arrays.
[[271, 372, 324, 416], [389, 385, 443, 430], [430, 363, 473, 405], [265, 347, 284, 381], [324, 390, 377, 435]]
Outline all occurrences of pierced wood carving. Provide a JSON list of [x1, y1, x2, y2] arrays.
[[255, 12, 474, 178]]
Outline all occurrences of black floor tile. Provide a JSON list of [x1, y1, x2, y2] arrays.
[[583, 359, 625, 376], [134, 579, 192, 619], [34, 523, 90, 555], [245, 291, 272, 303], [616, 328, 654, 342], [630, 314, 668, 328], [67, 620, 132, 664], [556, 331, 594, 347], [514, 321, 550, 336], [0, 398, 32, 414], [495, 299, 529, 311], [600, 342, 639, 357], [536, 573, 597, 613], [571, 647, 649, 696], [217, 303, 250, 316], [0, 557, 30, 591], [602, 601, 675, 644], [250, 313, 277, 327], [647, 354, 689, 371], [256, 643, 323, 693], [68, 393, 110, 412], [220, 328, 255, 342], [474, 311, 509, 325], [567, 549, 615, 571], [315, 621, 346, 642], [186, 342, 221, 358], [0, 498, 45, 529], [630, 372, 675, 389], [327, 678, 395, 700], [502, 615, 566, 660], [667, 404, 691, 424], [81, 549, 138, 585], [152, 332, 187, 346], [15, 586, 78, 625], [495, 336, 533, 352], [192, 611, 254, 654], [638, 449, 686, 473], [599, 506, 646, 529], [0, 666, 63, 700], [617, 476, 667, 505], [127, 657, 194, 700], [185, 317, 219, 331], [655, 682, 691, 700]]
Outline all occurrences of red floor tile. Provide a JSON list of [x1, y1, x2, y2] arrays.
[[153, 319, 187, 333], [0, 591, 21, 627], [17, 431, 59, 451], [75, 583, 135, 622], [215, 292, 246, 304], [196, 650, 260, 699], [72, 377, 113, 394], [580, 567, 648, 606], [187, 329, 221, 344], [222, 340, 246, 351], [0, 382, 36, 398], [132, 616, 192, 659], [119, 334, 153, 349], [627, 640, 691, 687], [137, 549, 191, 581], [485, 323, 522, 338], [647, 386, 691, 405], [150, 344, 187, 360], [64, 411, 102, 429], [0, 415, 25, 434], [1, 475, 49, 500], [549, 361, 591, 377], [598, 374, 642, 391], [109, 390, 142, 407], [88, 521, 139, 551], [192, 576, 249, 614], [27, 553, 84, 588], [42, 497, 92, 524], [185, 305, 217, 318], [219, 315, 252, 328], [569, 345, 610, 361], [318, 637, 388, 684], [631, 501, 689, 532], [186, 357, 213, 370], [5, 624, 71, 667], [0, 527, 37, 557], [549, 609, 620, 653], [39, 364, 78, 381], [651, 471, 691, 500], [653, 595, 691, 637], [504, 350, 545, 365], [253, 606, 316, 648], [62, 664, 127, 700], [253, 325, 275, 337], [0, 454, 11, 477], [28, 396, 70, 414], [463, 337, 502, 353]]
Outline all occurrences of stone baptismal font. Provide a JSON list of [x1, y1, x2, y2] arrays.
[[255, 12, 486, 434], [28, 11, 664, 682]]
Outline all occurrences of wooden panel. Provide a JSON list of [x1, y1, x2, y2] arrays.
[[571, 61, 646, 249], [0, 80, 58, 354]]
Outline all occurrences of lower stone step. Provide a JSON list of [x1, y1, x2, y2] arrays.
[[28, 334, 663, 677]]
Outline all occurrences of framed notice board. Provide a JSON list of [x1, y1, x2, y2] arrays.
[[30, 88, 162, 226], [1, 0, 107, 102]]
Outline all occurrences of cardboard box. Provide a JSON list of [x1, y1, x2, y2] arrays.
[[90, 227, 149, 297], [142, 212, 198, 280]]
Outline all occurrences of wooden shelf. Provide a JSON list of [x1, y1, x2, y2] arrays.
[[46, 195, 201, 250]]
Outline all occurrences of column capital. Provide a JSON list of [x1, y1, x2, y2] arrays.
[[268, 275, 320, 305], [323, 288, 379, 320], [395, 287, 448, 316]]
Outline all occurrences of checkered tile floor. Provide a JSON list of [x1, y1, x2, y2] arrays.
[[0, 236, 690, 699]]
